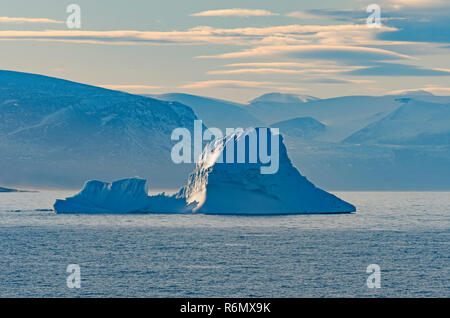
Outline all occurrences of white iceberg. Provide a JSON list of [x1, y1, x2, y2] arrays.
[[178, 128, 355, 214], [54, 129, 355, 214], [54, 178, 190, 214]]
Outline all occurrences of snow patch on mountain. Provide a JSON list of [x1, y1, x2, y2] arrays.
[[271, 117, 326, 140], [0, 70, 198, 189], [344, 100, 450, 145], [249, 93, 318, 104], [151, 93, 263, 131]]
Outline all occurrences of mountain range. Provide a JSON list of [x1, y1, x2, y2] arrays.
[[0, 70, 197, 189], [1, 70, 449, 190]]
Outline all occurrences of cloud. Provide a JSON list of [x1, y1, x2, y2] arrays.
[[207, 68, 348, 75], [217, 62, 365, 74], [285, 8, 377, 23], [384, 0, 448, 9], [284, 9, 370, 22], [207, 46, 449, 79], [191, 8, 278, 17], [223, 62, 323, 68], [179, 80, 305, 92], [0, 13, 446, 83], [198, 45, 411, 61], [180, 80, 279, 89], [180, 78, 372, 91], [188, 23, 389, 42], [0, 29, 237, 45], [347, 62, 450, 76], [388, 86, 450, 95], [284, 6, 444, 29], [222, 61, 364, 70], [0, 23, 396, 46], [304, 78, 374, 84], [0, 16, 63, 24], [357, 1, 450, 43], [285, 11, 323, 19]]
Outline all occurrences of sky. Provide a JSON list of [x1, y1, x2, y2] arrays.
[[0, 0, 449, 102]]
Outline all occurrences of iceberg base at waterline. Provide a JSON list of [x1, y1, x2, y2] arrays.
[[53, 178, 191, 214], [54, 129, 356, 214]]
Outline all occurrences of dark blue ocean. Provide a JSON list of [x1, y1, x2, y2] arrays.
[[0, 191, 449, 297]]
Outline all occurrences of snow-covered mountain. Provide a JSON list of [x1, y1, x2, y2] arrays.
[[151, 92, 409, 142], [150, 93, 263, 131], [2, 70, 449, 191], [388, 90, 450, 104], [249, 92, 319, 104], [0, 70, 197, 189], [149, 92, 449, 190], [239, 93, 449, 190], [246, 94, 404, 140], [271, 117, 326, 140], [344, 100, 450, 145]]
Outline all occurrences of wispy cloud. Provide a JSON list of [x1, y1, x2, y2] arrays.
[[207, 68, 347, 75], [347, 62, 450, 76], [385, 0, 448, 9], [180, 79, 368, 92], [197, 45, 411, 61], [180, 80, 279, 89], [292, 4, 450, 44], [0, 29, 237, 45], [388, 86, 450, 95], [179, 80, 305, 92], [304, 78, 374, 84], [191, 8, 278, 17], [219, 62, 365, 74], [0, 24, 396, 46], [0, 16, 63, 24], [1, 8, 447, 89], [223, 62, 322, 68], [286, 11, 326, 19]]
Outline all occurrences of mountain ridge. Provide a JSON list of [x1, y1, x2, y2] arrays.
[[0, 70, 198, 189]]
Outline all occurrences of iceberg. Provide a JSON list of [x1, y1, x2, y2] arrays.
[[178, 128, 355, 214], [54, 129, 355, 214], [54, 178, 190, 214]]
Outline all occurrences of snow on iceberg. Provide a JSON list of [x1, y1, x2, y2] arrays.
[[54, 178, 190, 214], [178, 128, 355, 214], [54, 128, 355, 214]]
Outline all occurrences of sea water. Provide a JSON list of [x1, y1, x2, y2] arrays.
[[0, 191, 448, 297]]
